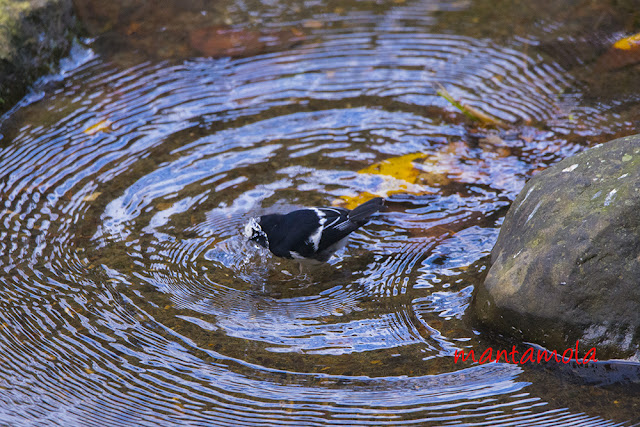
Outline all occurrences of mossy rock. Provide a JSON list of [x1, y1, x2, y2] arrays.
[[474, 134, 640, 360], [0, 0, 80, 112]]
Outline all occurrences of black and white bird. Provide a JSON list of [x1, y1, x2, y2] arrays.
[[244, 197, 384, 263]]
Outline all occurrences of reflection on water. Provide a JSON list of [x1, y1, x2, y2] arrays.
[[0, 0, 639, 425]]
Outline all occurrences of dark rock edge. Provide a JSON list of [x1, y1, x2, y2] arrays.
[[0, 0, 83, 115]]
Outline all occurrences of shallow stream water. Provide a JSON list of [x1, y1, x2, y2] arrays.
[[0, 0, 639, 425]]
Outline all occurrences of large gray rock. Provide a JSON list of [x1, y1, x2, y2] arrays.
[[474, 134, 640, 360], [0, 0, 79, 113]]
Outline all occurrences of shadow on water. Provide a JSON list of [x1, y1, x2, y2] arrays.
[[0, 0, 639, 425]]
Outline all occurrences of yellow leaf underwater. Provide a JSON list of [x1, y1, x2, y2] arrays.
[[613, 33, 640, 50], [338, 153, 430, 209], [83, 120, 112, 135], [596, 32, 640, 70], [359, 152, 425, 183], [82, 192, 102, 202], [334, 191, 380, 209], [339, 141, 506, 208]]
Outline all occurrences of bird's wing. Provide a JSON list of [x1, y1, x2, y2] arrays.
[[276, 207, 352, 257], [316, 198, 384, 251], [317, 207, 350, 229], [314, 207, 362, 251], [274, 209, 327, 258], [266, 199, 383, 260]]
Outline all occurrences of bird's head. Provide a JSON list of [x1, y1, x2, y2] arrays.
[[243, 217, 268, 248]]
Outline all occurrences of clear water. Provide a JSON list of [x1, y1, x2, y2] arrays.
[[0, 0, 639, 425]]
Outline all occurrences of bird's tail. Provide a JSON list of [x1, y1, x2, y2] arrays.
[[348, 197, 384, 224]]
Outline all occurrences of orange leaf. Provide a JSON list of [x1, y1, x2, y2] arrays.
[[612, 33, 640, 51]]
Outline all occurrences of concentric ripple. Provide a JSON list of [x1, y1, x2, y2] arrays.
[[0, 19, 636, 427]]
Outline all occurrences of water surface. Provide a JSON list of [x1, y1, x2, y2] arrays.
[[0, 0, 639, 425]]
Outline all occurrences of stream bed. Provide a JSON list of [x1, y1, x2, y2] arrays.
[[0, 0, 639, 425]]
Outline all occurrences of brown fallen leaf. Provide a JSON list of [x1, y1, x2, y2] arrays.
[[303, 20, 323, 29], [126, 21, 142, 36], [189, 26, 303, 58]]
